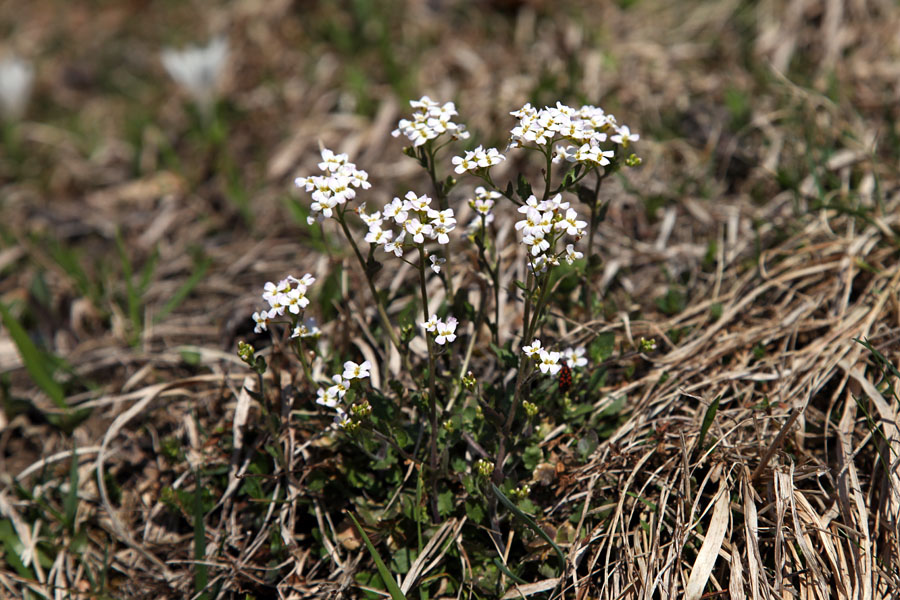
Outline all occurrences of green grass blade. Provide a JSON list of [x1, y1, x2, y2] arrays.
[[0, 301, 66, 409], [193, 481, 208, 600], [491, 483, 565, 567], [696, 395, 720, 454], [348, 512, 407, 600], [154, 257, 210, 324], [64, 441, 79, 532]]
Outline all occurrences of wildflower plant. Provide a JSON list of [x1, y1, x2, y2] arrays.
[[243, 96, 640, 593]]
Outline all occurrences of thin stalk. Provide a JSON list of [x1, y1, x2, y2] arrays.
[[335, 210, 402, 352], [417, 245, 441, 521]]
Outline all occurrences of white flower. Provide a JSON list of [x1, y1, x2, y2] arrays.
[[359, 209, 382, 228], [562, 347, 588, 369], [316, 387, 338, 408], [556, 208, 587, 237], [342, 360, 371, 380], [431, 224, 452, 245], [384, 231, 406, 257], [421, 314, 440, 332], [452, 152, 478, 174], [252, 311, 269, 333], [161, 37, 228, 109], [434, 316, 458, 345], [384, 197, 409, 223], [291, 318, 321, 338], [293, 273, 316, 289], [522, 339, 542, 357], [405, 218, 432, 244], [611, 125, 639, 147], [284, 287, 309, 314], [334, 407, 352, 428], [327, 374, 351, 399], [0, 55, 34, 120], [318, 148, 349, 172], [538, 350, 561, 374], [429, 254, 446, 274], [564, 244, 583, 265], [404, 191, 432, 212], [266, 295, 287, 318], [366, 226, 392, 245]]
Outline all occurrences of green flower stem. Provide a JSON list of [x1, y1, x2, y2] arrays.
[[542, 144, 554, 201], [335, 211, 403, 352], [293, 337, 315, 387], [416, 245, 442, 521], [490, 269, 535, 486], [586, 170, 604, 259]]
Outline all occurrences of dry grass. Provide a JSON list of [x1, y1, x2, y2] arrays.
[[2, 0, 900, 598]]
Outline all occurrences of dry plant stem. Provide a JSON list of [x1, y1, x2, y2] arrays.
[[417, 245, 442, 521]]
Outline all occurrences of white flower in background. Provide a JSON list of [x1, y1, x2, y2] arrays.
[[252, 311, 269, 333], [562, 347, 588, 368], [161, 36, 228, 110], [334, 407, 352, 428], [564, 243, 583, 265], [342, 360, 371, 380], [429, 254, 446, 273], [611, 125, 639, 147], [0, 55, 34, 120], [291, 318, 321, 339]]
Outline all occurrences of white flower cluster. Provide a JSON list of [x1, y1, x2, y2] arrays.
[[467, 186, 500, 230], [360, 191, 456, 261], [295, 148, 372, 224], [515, 193, 586, 272], [523, 339, 588, 374], [452, 145, 505, 175], [509, 102, 639, 167], [421, 314, 458, 345], [251, 273, 316, 333], [392, 96, 470, 147], [316, 360, 372, 428]]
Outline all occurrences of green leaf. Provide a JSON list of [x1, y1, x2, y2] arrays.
[[516, 174, 532, 201], [491, 484, 565, 567], [437, 490, 454, 517], [348, 512, 408, 600], [589, 332, 615, 363], [64, 443, 80, 532], [0, 302, 66, 408], [489, 342, 518, 369], [523, 445, 543, 470]]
